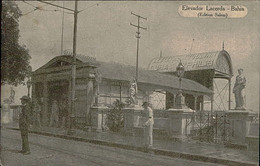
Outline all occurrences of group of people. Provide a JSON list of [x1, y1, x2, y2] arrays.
[[18, 95, 154, 155], [18, 96, 69, 155], [49, 98, 69, 128]]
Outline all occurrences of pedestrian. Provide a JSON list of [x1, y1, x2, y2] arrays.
[[49, 100, 59, 127], [142, 102, 154, 149], [33, 100, 41, 129], [19, 95, 31, 155], [59, 97, 69, 128]]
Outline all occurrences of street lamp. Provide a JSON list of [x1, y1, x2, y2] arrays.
[[175, 60, 187, 109], [27, 78, 32, 98]]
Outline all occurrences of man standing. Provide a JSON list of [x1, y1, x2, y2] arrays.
[[59, 97, 69, 128], [19, 96, 31, 155], [142, 102, 154, 149], [49, 100, 59, 127], [33, 100, 41, 129]]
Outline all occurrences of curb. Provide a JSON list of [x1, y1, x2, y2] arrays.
[[7, 128, 258, 166]]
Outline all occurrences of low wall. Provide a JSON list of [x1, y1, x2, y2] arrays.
[[123, 107, 193, 139], [90, 106, 109, 132], [137, 117, 169, 130]]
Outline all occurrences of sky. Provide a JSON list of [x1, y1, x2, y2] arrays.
[[1, 1, 259, 112]]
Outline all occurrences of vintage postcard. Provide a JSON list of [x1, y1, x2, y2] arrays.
[[1, 1, 259, 166]]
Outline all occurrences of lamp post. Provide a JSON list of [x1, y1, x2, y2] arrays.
[[175, 60, 187, 109], [27, 78, 32, 98]]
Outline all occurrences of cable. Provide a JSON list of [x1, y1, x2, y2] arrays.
[[22, 0, 38, 8], [78, 1, 103, 13], [22, 9, 38, 16], [21, 0, 57, 16]]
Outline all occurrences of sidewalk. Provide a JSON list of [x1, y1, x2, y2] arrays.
[[5, 124, 259, 166]]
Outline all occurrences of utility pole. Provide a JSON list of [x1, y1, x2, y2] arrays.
[[130, 12, 147, 82], [68, 0, 78, 135], [60, 1, 65, 55], [37, 0, 78, 135]]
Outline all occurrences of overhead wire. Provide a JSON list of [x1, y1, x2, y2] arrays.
[[22, 1, 102, 16], [78, 1, 103, 13], [21, 0, 72, 16], [22, 0, 39, 8]]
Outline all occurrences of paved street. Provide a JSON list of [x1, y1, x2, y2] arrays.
[[1, 128, 223, 166]]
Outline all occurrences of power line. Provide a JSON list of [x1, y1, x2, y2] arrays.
[[22, 0, 58, 16], [36, 0, 75, 12], [78, 1, 103, 13], [130, 12, 147, 82], [61, 1, 65, 55], [22, 1, 38, 8]]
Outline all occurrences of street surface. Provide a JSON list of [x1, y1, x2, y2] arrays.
[[1, 128, 223, 166]]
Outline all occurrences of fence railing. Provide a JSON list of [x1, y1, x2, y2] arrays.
[[184, 111, 232, 144]]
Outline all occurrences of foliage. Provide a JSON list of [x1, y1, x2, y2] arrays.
[[1, 1, 32, 86], [107, 99, 125, 132]]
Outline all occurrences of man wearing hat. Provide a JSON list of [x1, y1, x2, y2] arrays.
[[19, 95, 31, 155], [142, 102, 154, 149]]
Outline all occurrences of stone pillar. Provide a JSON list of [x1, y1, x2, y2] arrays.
[[86, 78, 94, 126], [123, 107, 142, 130], [227, 110, 251, 145], [42, 81, 48, 125], [90, 106, 109, 132], [166, 108, 193, 140], [31, 82, 36, 103]]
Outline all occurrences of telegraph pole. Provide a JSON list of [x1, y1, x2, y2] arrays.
[[60, 1, 65, 55], [130, 12, 147, 82], [68, 0, 78, 135], [37, 0, 78, 135]]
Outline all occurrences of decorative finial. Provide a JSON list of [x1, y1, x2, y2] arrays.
[[222, 41, 225, 50], [160, 50, 162, 57]]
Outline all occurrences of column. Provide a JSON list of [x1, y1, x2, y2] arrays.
[[201, 95, 204, 111], [31, 80, 36, 103], [173, 94, 176, 108], [86, 78, 94, 126], [42, 81, 48, 125], [193, 95, 198, 112]]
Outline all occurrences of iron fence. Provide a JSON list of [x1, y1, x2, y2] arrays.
[[185, 111, 232, 144]]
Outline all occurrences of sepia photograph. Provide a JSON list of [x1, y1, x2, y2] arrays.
[[1, 1, 259, 166]]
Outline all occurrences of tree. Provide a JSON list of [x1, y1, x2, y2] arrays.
[[1, 1, 31, 86], [107, 100, 125, 132]]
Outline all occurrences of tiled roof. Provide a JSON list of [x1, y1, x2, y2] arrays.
[[97, 61, 212, 94], [33, 55, 212, 95]]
